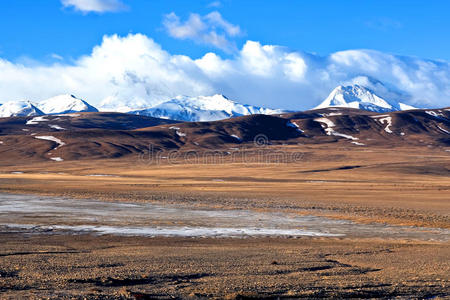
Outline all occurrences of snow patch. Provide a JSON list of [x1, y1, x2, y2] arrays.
[[230, 134, 242, 141], [287, 121, 304, 133], [314, 118, 358, 140], [26, 116, 49, 125], [437, 126, 450, 135], [50, 157, 64, 162], [176, 131, 186, 137], [377, 117, 393, 133], [332, 132, 359, 140], [351, 141, 365, 146], [54, 113, 80, 117], [34, 136, 66, 149], [49, 124, 66, 130], [426, 111, 446, 119]]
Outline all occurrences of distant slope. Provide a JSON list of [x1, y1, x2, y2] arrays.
[[0, 112, 178, 136]]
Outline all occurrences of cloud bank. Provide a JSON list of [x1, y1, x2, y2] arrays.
[[61, 0, 127, 13], [163, 11, 242, 53], [0, 33, 449, 110]]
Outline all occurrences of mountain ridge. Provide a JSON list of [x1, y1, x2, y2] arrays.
[[0, 84, 424, 120]]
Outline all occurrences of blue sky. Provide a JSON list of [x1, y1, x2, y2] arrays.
[[0, 0, 449, 110], [1, 0, 450, 62]]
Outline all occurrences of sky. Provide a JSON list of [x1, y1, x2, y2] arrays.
[[0, 0, 449, 110]]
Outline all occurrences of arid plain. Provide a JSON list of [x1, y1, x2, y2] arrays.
[[0, 141, 449, 298]]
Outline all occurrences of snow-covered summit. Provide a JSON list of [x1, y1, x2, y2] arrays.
[[0, 100, 44, 118], [316, 85, 416, 112], [129, 94, 284, 121], [37, 94, 98, 114]]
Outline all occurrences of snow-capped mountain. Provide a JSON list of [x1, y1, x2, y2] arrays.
[[37, 94, 98, 114], [0, 100, 44, 117], [315, 85, 416, 112], [98, 96, 150, 113], [129, 94, 285, 121]]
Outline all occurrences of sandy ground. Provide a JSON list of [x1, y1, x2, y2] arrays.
[[0, 145, 449, 298], [0, 145, 448, 228], [0, 234, 449, 299]]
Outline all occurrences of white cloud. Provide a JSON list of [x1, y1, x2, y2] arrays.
[[208, 1, 222, 8], [163, 11, 242, 53], [0, 33, 449, 111], [61, 0, 127, 13]]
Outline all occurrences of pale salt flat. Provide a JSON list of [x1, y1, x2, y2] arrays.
[[0, 193, 448, 241]]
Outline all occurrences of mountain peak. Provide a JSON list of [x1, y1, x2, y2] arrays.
[[0, 100, 44, 117], [316, 84, 416, 113], [37, 94, 98, 114]]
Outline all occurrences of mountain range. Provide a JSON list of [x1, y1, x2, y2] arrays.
[[0, 106, 448, 163], [129, 94, 283, 122], [0, 84, 421, 121]]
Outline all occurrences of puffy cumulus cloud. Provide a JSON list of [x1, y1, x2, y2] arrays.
[[0, 33, 449, 110], [163, 11, 242, 53], [61, 0, 127, 13]]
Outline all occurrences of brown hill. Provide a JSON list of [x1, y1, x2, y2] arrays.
[[0, 112, 177, 135], [0, 108, 449, 163]]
